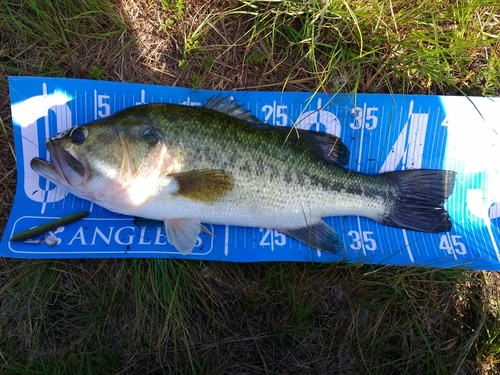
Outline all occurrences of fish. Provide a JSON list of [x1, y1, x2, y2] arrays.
[[30, 96, 456, 255]]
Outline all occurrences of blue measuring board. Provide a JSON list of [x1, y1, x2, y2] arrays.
[[2, 76, 500, 270]]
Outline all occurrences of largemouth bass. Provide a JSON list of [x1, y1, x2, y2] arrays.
[[31, 96, 456, 254]]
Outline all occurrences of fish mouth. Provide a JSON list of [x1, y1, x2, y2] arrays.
[[30, 138, 86, 187]]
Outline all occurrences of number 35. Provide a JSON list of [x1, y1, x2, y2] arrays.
[[348, 230, 377, 251]]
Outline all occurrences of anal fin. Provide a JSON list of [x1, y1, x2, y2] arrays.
[[277, 221, 343, 253]]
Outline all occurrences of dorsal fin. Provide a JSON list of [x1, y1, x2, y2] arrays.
[[204, 96, 260, 123], [252, 123, 350, 166], [293, 129, 350, 166], [204, 96, 349, 166]]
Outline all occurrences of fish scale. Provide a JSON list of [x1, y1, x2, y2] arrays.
[[31, 96, 456, 255], [148, 104, 390, 221]]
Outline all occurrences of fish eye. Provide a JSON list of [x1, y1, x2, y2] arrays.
[[141, 128, 155, 137], [140, 128, 160, 144], [70, 126, 88, 144]]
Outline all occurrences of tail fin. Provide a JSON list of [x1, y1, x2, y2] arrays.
[[380, 169, 456, 233]]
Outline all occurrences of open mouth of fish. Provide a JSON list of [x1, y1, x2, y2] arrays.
[[31, 139, 86, 187]]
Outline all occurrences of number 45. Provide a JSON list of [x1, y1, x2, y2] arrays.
[[439, 234, 467, 255]]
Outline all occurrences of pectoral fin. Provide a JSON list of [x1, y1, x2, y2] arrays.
[[277, 221, 343, 253], [165, 218, 202, 255], [169, 169, 234, 203]]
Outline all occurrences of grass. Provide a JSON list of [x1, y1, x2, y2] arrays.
[[0, 0, 500, 373], [0, 260, 491, 373]]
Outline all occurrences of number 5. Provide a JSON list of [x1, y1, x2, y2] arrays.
[[451, 235, 466, 255], [365, 107, 378, 130], [362, 231, 376, 251], [275, 105, 288, 126], [97, 94, 110, 118]]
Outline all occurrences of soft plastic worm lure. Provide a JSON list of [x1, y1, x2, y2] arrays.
[[10, 211, 89, 242]]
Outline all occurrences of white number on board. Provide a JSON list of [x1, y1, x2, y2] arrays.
[[348, 230, 377, 251], [96, 94, 110, 118], [259, 228, 287, 248], [350, 106, 378, 130], [439, 234, 467, 255], [262, 102, 288, 126]]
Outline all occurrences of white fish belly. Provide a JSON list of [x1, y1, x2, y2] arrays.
[[128, 178, 389, 229]]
